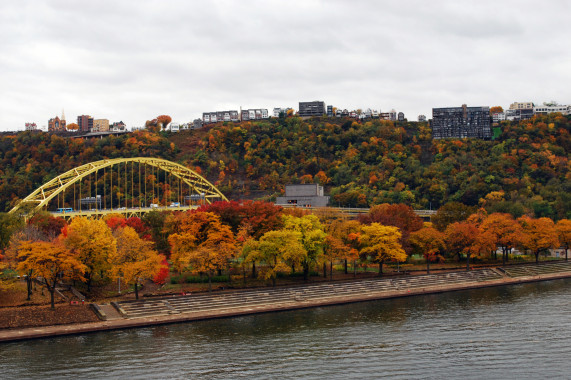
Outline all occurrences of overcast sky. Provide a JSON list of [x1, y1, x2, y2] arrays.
[[1, 0, 570, 131]]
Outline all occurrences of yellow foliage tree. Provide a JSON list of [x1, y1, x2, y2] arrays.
[[244, 230, 306, 286], [283, 214, 326, 281], [359, 223, 407, 275], [63, 217, 116, 291], [16, 240, 86, 309], [110, 226, 165, 299]]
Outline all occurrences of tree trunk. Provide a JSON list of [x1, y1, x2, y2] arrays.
[[46, 279, 55, 310], [378, 262, 383, 276], [353, 260, 356, 277], [208, 274, 212, 292], [323, 262, 327, 278], [502, 248, 506, 266], [218, 268, 222, 276], [86, 273, 92, 292], [291, 263, 295, 274], [134, 281, 139, 300], [466, 254, 470, 271], [344, 259, 348, 274], [252, 262, 256, 278], [242, 266, 246, 285], [26, 276, 32, 301], [330, 261, 333, 280], [427, 259, 430, 274], [535, 251, 539, 264], [272, 277, 276, 287], [303, 265, 309, 282]]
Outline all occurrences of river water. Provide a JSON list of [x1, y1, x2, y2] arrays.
[[2, 279, 571, 379]]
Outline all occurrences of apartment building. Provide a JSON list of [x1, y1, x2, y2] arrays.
[[431, 104, 491, 139]]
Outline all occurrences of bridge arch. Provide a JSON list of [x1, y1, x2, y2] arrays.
[[9, 157, 227, 215]]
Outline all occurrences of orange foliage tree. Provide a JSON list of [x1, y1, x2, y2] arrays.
[[110, 226, 165, 299], [556, 219, 571, 261], [327, 219, 361, 275], [168, 211, 235, 291], [409, 226, 446, 274], [518, 216, 559, 263], [445, 221, 480, 270], [480, 213, 523, 265], [16, 240, 86, 309]]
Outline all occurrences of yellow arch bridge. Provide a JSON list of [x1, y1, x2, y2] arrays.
[[9, 157, 228, 219]]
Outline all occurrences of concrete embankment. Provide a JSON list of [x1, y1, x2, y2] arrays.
[[1, 264, 571, 343]]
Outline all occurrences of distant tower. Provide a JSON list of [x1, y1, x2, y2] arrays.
[[61, 109, 66, 122]]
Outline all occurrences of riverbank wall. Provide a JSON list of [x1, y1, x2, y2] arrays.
[[2, 267, 571, 343]]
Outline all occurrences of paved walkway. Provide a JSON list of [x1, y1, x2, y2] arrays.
[[2, 262, 571, 343]]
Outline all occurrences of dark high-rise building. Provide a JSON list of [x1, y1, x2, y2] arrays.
[[431, 104, 491, 139], [299, 101, 325, 117], [77, 115, 94, 132], [326, 105, 333, 117]]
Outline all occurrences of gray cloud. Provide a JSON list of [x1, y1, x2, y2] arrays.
[[0, 0, 569, 130]]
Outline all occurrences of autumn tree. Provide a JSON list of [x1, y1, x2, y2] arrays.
[[27, 212, 67, 239], [66, 123, 79, 131], [156, 115, 172, 130], [0, 213, 24, 255], [62, 217, 116, 291], [445, 221, 480, 270], [283, 214, 326, 281], [16, 240, 86, 309], [480, 213, 523, 265], [409, 226, 446, 274], [359, 203, 423, 253], [6, 225, 46, 299], [327, 219, 361, 275], [244, 230, 306, 286], [518, 216, 559, 263], [432, 202, 477, 231], [555, 219, 571, 261], [168, 211, 235, 290], [109, 226, 164, 299], [359, 223, 407, 275], [490, 106, 504, 114]]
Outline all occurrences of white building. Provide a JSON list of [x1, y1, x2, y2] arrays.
[[533, 105, 570, 115], [492, 112, 506, 122]]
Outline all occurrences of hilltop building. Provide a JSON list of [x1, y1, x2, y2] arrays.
[[93, 119, 109, 132], [202, 110, 240, 124], [275, 184, 330, 208], [25, 122, 38, 131], [418, 115, 427, 122], [241, 109, 269, 121], [48, 111, 66, 132], [77, 115, 94, 132], [431, 104, 491, 139], [299, 101, 325, 117], [534, 104, 570, 115], [509, 102, 534, 110]]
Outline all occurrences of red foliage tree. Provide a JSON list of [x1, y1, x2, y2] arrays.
[[153, 258, 170, 284], [27, 213, 67, 239], [359, 203, 423, 252]]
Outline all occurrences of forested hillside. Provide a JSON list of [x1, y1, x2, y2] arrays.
[[0, 114, 569, 219]]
